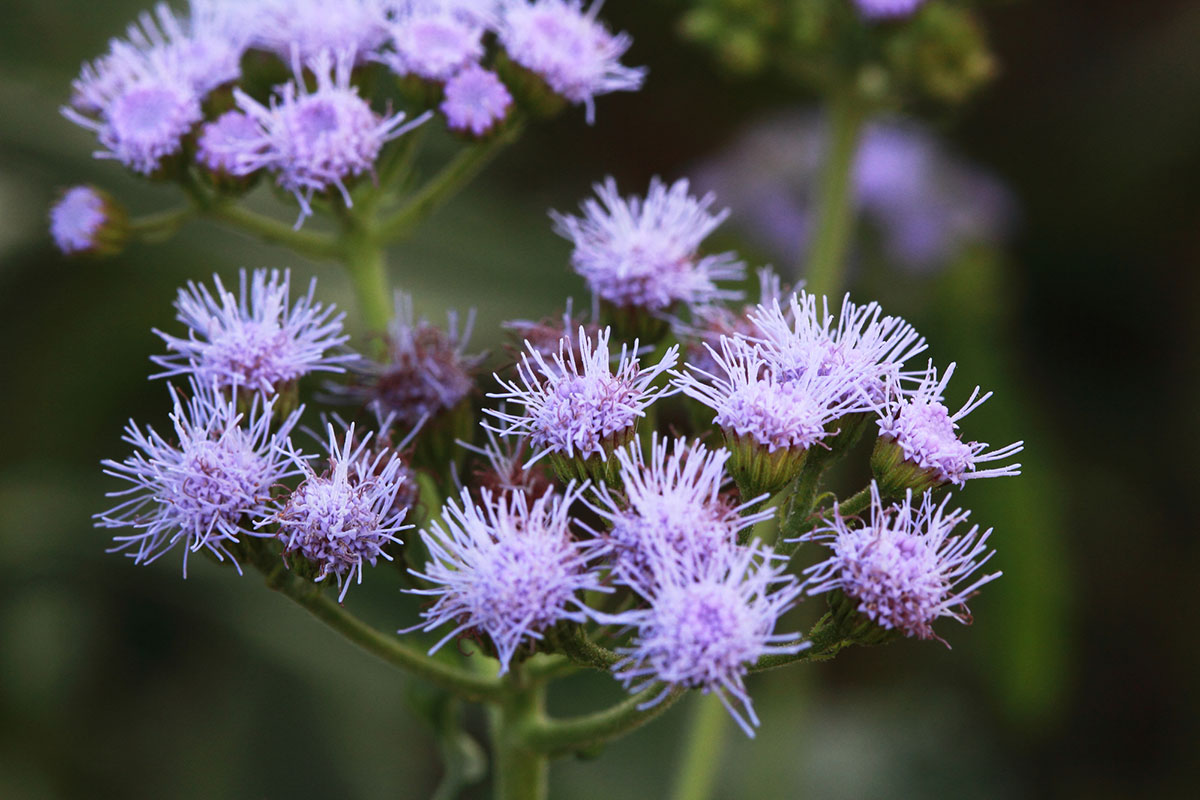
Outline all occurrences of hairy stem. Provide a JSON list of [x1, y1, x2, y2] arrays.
[[250, 554, 504, 702], [801, 92, 866, 297], [522, 685, 687, 758], [669, 693, 728, 800], [489, 677, 548, 800], [751, 614, 848, 673]]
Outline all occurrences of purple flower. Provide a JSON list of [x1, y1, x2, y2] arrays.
[[62, 47, 203, 176], [441, 65, 514, 136], [196, 110, 264, 175], [152, 269, 356, 394], [552, 177, 745, 313], [749, 291, 928, 406], [875, 362, 1023, 487], [677, 267, 788, 377], [383, 5, 488, 81], [800, 484, 1000, 645], [854, 0, 928, 20], [457, 427, 554, 500], [343, 292, 483, 427], [49, 185, 124, 256], [604, 542, 805, 737], [486, 326, 679, 465], [673, 336, 868, 454], [252, 0, 391, 63], [586, 435, 773, 585], [498, 0, 645, 123], [96, 380, 303, 575], [265, 422, 412, 601], [406, 483, 608, 673], [231, 49, 431, 226]]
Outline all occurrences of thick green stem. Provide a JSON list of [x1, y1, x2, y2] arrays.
[[249, 554, 504, 702], [669, 693, 728, 800], [832, 486, 873, 519], [522, 685, 686, 758], [553, 625, 621, 672], [802, 93, 866, 297], [379, 121, 524, 243], [341, 225, 393, 335], [204, 202, 342, 260], [489, 679, 549, 800]]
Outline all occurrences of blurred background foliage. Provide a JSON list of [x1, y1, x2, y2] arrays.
[[1, 1, 1197, 798]]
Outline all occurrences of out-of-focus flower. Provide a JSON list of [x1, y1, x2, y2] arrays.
[[252, 0, 391, 63], [383, 4, 488, 81], [152, 269, 356, 394], [266, 421, 412, 601], [231, 49, 431, 226], [96, 380, 302, 575], [498, 0, 645, 123], [48, 185, 128, 256], [873, 362, 1023, 494], [196, 110, 265, 176], [552, 177, 744, 314], [853, 0, 928, 20], [605, 542, 805, 737], [691, 112, 1015, 273], [406, 483, 608, 673], [800, 484, 1000, 645], [440, 65, 514, 136]]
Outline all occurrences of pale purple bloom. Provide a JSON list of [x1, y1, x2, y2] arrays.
[[441, 65, 514, 136], [691, 112, 1015, 273], [252, 0, 391, 63], [383, 6, 487, 81], [486, 326, 679, 465], [586, 435, 774, 585], [749, 291, 928, 406], [344, 293, 482, 427], [63, 47, 203, 175], [406, 483, 608, 673], [196, 110, 264, 174], [677, 267, 788, 377], [673, 337, 868, 453], [498, 0, 645, 123], [456, 426, 553, 499], [152, 269, 356, 394], [96, 380, 303, 575], [605, 542, 805, 737], [800, 484, 1000, 644], [49, 186, 111, 255], [876, 362, 1023, 486], [231, 49, 431, 226], [552, 177, 745, 313], [854, 0, 928, 20], [265, 422, 412, 601]]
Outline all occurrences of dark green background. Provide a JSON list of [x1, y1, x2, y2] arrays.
[[1, 1, 1196, 797]]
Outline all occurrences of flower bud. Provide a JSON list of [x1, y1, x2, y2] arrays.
[[48, 185, 128, 257]]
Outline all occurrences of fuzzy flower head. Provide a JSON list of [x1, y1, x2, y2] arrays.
[[49, 185, 127, 256], [266, 422, 412, 601], [498, 0, 645, 123], [553, 177, 745, 313], [96, 380, 303, 575], [486, 326, 679, 465], [152, 269, 356, 394], [441, 65, 514, 136], [252, 0, 391, 63], [607, 542, 805, 737], [383, 5, 488, 81], [802, 484, 1000, 645], [586, 435, 773, 585], [231, 49, 431, 225], [407, 483, 608, 673], [351, 293, 483, 427], [196, 110, 264, 175], [750, 291, 928, 407], [874, 362, 1023, 492], [63, 46, 203, 176], [854, 0, 928, 20]]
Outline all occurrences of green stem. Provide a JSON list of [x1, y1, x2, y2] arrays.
[[553, 625, 621, 672], [522, 685, 687, 758], [379, 121, 524, 243], [204, 202, 342, 260], [802, 92, 866, 297], [832, 486, 873, 519], [669, 693, 728, 800], [250, 555, 504, 703], [489, 678, 548, 800], [128, 206, 194, 242], [751, 613, 847, 673], [341, 224, 393, 335]]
